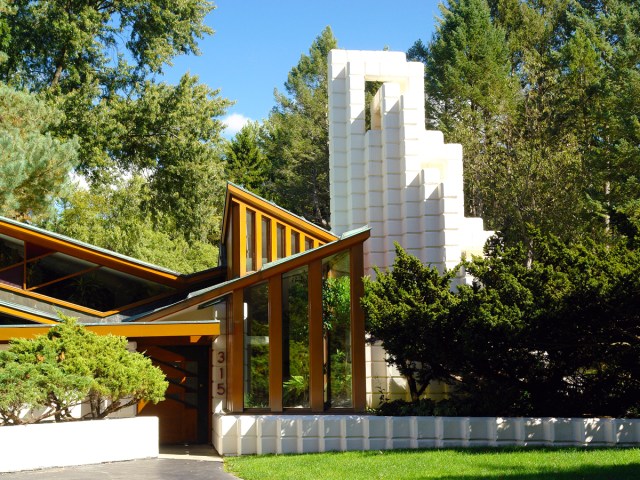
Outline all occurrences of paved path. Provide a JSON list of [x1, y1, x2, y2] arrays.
[[0, 445, 240, 480]]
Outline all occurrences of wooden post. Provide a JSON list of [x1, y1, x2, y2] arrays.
[[308, 259, 324, 412], [269, 275, 283, 412], [350, 244, 366, 412]]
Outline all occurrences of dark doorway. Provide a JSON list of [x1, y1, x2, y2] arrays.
[[137, 344, 210, 444]]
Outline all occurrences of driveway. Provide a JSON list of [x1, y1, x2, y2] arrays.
[[0, 445, 240, 480]]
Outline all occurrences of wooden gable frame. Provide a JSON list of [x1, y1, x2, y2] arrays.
[[221, 183, 338, 279]]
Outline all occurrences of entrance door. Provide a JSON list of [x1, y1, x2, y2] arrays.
[[138, 344, 210, 444]]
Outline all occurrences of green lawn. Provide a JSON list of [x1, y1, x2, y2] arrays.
[[225, 448, 640, 480]]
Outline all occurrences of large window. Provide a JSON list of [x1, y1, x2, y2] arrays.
[[282, 266, 310, 408], [246, 209, 255, 272], [0, 234, 174, 312], [322, 252, 352, 408], [244, 282, 269, 408]]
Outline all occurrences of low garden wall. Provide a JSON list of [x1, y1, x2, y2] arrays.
[[0, 416, 159, 473], [213, 414, 640, 456]]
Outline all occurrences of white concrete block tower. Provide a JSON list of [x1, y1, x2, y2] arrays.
[[329, 49, 492, 276], [328, 49, 492, 404]]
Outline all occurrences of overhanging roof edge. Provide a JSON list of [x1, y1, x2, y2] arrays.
[[0, 216, 182, 277]]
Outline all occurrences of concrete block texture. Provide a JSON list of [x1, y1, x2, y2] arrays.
[[329, 50, 493, 407], [212, 414, 640, 456]]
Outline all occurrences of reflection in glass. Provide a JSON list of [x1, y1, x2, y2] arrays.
[[304, 237, 314, 251], [276, 224, 285, 259], [290, 231, 300, 254], [322, 251, 352, 408], [0, 235, 24, 269], [246, 209, 255, 272], [244, 282, 269, 408], [261, 217, 271, 265], [35, 266, 173, 311], [26, 253, 96, 288], [282, 266, 309, 408]]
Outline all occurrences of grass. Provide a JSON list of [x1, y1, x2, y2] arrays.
[[225, 447, 640, 480]]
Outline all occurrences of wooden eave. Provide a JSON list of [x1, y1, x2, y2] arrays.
[[136, 227, 370, 323], [0, 303, 59, 325], [0, 219, 183, 287], [221, 183, 338, 244], [0, 321, 220, 342]]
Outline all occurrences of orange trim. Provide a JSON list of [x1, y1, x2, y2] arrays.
[[268, 275, 283, 412], [0, 221, 182, 286], [228, 289, 244, 412], [255, 212, 263, 270], [285, 226, 292, 257], [308, 259, 324, 412], [222, 184, 337, 244], [0, 305, 59, 325], [141, 229, 371, 324], [270, 219, 277, 262], [0, 322, 220, 342]]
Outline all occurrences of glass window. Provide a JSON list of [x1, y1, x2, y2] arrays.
[[282, 266, 309, 408], [244, 282, 270, 408], [26, 253, 96, 289], [0, 235, 24, 269], [226, 213, 233, 276], [304, 237, 314, 251], [290, 231, 300, 254], [261, 216, 271, 266], [35, 266, 173, 311], [276, 224, 285, 259], [246, 209, 255, 272], [0, 264, 23, 288], [322, 251, 352, 408]]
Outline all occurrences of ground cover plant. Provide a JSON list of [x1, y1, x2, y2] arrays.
[[225, 448, 640, 480]]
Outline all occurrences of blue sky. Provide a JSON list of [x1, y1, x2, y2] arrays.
[[161, 0, 440, 136]]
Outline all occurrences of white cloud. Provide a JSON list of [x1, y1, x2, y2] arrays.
[[223, 113, 252, 136]]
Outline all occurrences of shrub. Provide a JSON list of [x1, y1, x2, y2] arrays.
[[0, 315, 167, 425]]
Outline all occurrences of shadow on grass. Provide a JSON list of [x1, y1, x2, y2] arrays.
[[360, 448, 640, 480], [431, 464, 640, 480]]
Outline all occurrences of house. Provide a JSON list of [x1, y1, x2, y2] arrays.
[[1, 49, 493, 454], [0, 182, 370, 445]]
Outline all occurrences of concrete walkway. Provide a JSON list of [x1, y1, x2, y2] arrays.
[[0, 445, 240, 480]]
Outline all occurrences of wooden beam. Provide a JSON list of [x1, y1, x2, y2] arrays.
[[0, 321, 220, 342], [268, 275, 283, 412], [0, 220, 181, 285], [308, 259, 324, 412], [227, 289, 245, 413], [350, 243, 366, 412], [140, 229, 371, 324]]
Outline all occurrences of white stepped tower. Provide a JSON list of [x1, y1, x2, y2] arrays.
[[328, 49, 492, 276], [328, 49, 493, 404]]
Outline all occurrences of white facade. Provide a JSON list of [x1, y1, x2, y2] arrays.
[[328, 49, 492, 275], [328, 49, 492, 404], [213, 414, 640, 456]]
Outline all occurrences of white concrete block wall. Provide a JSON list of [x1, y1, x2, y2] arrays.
[[212, 415, 640, 456], [329, 50, 495, 405]]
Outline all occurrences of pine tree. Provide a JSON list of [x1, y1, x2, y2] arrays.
[[411, 0, 519, 220], [0, 82, 77, 221], [262, 26, 337, 228], [224, 122, 270, 197]]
